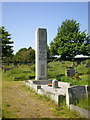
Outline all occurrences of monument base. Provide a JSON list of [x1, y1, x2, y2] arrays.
[[35, 76, 48, 81], [28, 79, 52, 85]]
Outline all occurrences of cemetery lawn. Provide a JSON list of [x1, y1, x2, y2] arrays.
[[2, 60, 89, 118], [2, 80, 82, 118], [2, 60, 89, 86]]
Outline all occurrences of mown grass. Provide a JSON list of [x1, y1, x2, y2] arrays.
[[22, 84, 51, 102], [21, 84, 82, 118], [2, 102, 18, 118], [2, 80, 19, 118], [2, 80, 82, 118]]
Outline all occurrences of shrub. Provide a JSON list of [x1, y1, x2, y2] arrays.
[[73, 73, 80, 80], [56, 76, 77, 85]]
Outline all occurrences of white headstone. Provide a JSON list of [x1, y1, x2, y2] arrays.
[[52, 79, 58, 88], [35, 28, 48, 80]]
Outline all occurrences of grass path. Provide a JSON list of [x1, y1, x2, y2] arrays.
[[2, 80, 82, 119]]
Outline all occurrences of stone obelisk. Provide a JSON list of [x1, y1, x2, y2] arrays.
[[35, 28, 48, 80]]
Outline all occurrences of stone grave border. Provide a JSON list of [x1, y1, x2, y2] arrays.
[[24, 80, 90, 118]]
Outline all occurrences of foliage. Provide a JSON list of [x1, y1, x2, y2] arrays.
[[13, 47, 35, 63], [47, 45, 51, 59], [74, 73, 80, 80], [50, 19, 90, 59], [0, 26, 14, 62], [75, 64, 89, 75], [56, 76, 77, 85]]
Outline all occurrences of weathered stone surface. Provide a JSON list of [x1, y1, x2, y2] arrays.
[[66, 85, 89, 107], [65, 67, 76, 77], [28, 79, 52, 85], [35, 28, 48, 80], [52, 79, 58, 88], [70, 104, 90, 118], [24, 81, 71, 105]]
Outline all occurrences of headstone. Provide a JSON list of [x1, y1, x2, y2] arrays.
[[35, 28, 48, 80], [65, 67, 76, 77], [52, 79, 58, 88]]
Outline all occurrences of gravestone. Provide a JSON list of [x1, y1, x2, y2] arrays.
[[65, 67, 76, 77], [35, 28, 48, 80], [52, 79, 58, 88]]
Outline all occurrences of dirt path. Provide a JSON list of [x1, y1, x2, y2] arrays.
[[2, 81, 81, 118]]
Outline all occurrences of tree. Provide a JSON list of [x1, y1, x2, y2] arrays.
[[13, 48, 28, 62], [50, 19, 90, 59], [27, 47, 35, 63], [47, 45, 51, 59], [0, 26, 14, 62], [13, 47, 35, 63]]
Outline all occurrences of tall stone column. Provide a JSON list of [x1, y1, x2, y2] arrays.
[[35, 28, 48, 80]]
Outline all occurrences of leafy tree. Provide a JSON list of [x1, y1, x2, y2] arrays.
[[27, 47, 35, 62], [0, 26, 14, 61], [13, 47, 35, 63], [47, 45, 51, 59], [50, 19, 90, 59], [13, 48, 27, 62]]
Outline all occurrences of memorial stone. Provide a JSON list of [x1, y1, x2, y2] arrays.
[[65, 67, 76, 77], [35, 28, 48, 80], [52, 79, 58, 88]]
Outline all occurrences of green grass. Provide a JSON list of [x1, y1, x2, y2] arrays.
[[2, 81, 82, 118], [76, 97, 90, 111], [48, 61, 72, 78], [2, 60, 89, 86], [21, 84, 82, 118], [2, 60, 89, 118], [2, 64, 35, 81], [75, 64, 89, 75], [2, 102, 18, 118], [77, 75, 88, 85], [22, 84, 51, 102], [56, 75, 89, 85]]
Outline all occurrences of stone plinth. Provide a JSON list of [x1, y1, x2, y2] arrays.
[[35, 28, 48, 80]]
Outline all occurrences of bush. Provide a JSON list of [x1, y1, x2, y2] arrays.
[[56, 76, 77, 85]]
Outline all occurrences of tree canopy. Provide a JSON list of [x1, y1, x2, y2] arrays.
[[0, 26, 14, 61], [13, 47, 35, 63], [50, 19, 90, 59]]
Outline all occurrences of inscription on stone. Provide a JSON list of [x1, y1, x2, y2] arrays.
[[35, 28, 47, 80], [40, 31, 45, 38], [39, 31, 47, 60], [41, 65, 45, 76]]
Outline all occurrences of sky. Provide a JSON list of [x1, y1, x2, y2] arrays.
[[1, 2, 88, 54]]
